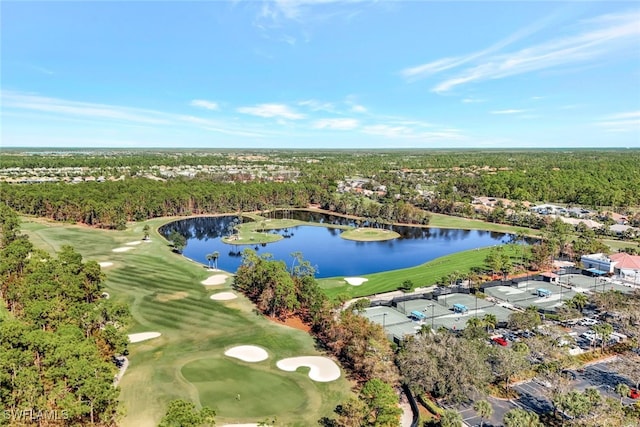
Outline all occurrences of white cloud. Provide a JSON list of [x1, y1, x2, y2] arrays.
[[462, 97, 485, 104], [361, 124, 463, 141], [351, 104, 367, 113], [491, 109, 528, 115], [190, 99, 220, 110], [237, 103, 305, 120], [2, 91, 172, 125], [403, 10, 640, 93], [2, 90, 272, 137], [596, 111, 640, 132], [298, 99, 336, 112], [401, 11, 558, 80], [312, 118, 359, 130]]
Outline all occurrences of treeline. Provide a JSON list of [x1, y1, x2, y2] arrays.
[[0, 205, 129, 426], [233, 250, 402, 426], [0, 179, 328, 228], [2, 150, 640, 229]]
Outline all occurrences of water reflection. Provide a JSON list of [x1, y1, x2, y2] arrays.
[[159, 212, 513, 278]]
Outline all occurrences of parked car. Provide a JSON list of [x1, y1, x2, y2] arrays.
[[630, 389, 640, 399], [492, 336, 508, 346], [580, 318, 599, 326]]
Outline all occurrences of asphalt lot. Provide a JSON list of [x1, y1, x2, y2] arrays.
[[455, 358, 637, 427]]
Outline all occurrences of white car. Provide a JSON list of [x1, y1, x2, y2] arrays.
[[579, 318, 598, 326]]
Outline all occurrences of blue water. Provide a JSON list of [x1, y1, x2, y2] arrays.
[[160, 215, 511, 278]]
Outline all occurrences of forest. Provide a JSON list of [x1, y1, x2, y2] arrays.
[[1, 150, 640, 230], [0, 205, 129, 426]]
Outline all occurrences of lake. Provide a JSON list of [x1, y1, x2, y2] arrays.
[[159, 214, 512, 278]]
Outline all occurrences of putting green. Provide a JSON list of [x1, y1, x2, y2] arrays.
[[340, 227, 400, 241], [182, 358, 307, 418]]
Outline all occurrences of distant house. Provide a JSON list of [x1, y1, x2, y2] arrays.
[[531, 204, 563, 215]]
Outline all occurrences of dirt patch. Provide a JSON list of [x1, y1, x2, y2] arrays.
[[156, 291, 189, 302], [270, 315, 311, 333]]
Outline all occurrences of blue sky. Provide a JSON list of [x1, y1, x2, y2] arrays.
[[2, 1, 639, 149]]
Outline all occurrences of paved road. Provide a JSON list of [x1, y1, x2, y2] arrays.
[[458, 397, 518, 427]]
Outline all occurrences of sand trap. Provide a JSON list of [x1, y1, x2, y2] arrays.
[[276, 356, 341, 382], [201, 274, 228, 286], [125, 241, 142, 246], [344, 277, 368, 286], [102, 292, 110, 299], [156, 291, 189, 302], [224, 345, 269, 363], [112, 247, 134, 253], [128, 332, 161, 343], [210, 292, 237, 301], [98, 261, 114, 268], [143, 239, 152, 243]]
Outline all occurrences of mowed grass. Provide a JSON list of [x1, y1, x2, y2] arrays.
[[428, 213, 540, 235], [20, 216, 352, 427], [318, 245, 520, 300], [340, 227, 400, 241]]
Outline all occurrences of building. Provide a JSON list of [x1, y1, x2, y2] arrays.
[[609, 253, 640, 284], [580, 253, 616, 274]]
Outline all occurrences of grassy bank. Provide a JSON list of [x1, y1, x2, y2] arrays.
[[318, 245, 520, 300], [20, 216, 352, 427]]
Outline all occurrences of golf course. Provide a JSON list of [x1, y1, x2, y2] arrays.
[[20, 216, 353, 427]]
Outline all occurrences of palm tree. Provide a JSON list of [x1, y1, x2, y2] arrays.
[[503, 408, 543, 427], [615, 383, 630, 403], [212, 251, 219, 270], [473, 400, 493, 427], [206, 253, 214, 269], [439, 409, 463, 427], [571, 293, 589, 312], [466, 317, 484, 329], [593, 322, 613, 353], [142, 224, 150, 240], [483, 313, 497, 333]]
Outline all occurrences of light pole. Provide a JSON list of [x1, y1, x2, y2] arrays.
[[382, 312, 387, 329], [426, 305, 435, 330]]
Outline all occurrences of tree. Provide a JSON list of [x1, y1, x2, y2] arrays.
[[360, 378, 402, 426], [168, 230, 187, 253], [439, 409, 463, 427], [503, 408, 543, 427], [491, 346, 530, 389], [553, 390, 592, 423], [473, 400, 493, 427], [212, 251, 219, 269], [483, 313, 497, 333], [142, 224, 150, 240], [508, 308, 541, 331], [592, 322, 613, 353], [158, 399, 215, 427], [614, 383, 630, 404]]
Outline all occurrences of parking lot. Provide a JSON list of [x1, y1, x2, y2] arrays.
[[453, 358, 638, 426]]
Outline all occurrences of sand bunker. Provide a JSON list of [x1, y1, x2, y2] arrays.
[[210, 292, 237, 301], [224, 345, 269, 363], [201, 274, 228, 286], [276, 356, 341, 382], [125, 241, 142, 246], [98, 261, 114, 268], [128, 332, 161, 343], [112, 247, 134, 253], [156, 291, 189, 302], [344, 277, 368, 286]]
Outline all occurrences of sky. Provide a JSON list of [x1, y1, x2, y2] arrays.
[[1, 1, 639, 149]]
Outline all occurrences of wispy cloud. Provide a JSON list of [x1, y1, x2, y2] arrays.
[[351, 104, 367, 113], [403, 10, 640, 93], [312, 118, 359, 130], [1, 90, 269, 137], [491, 109, 528, 115], [361, 124, 463, 141], [462, 97, 485, 104], [237, 103, 305, 120], [190, 99, 220, 111], [298, 99, 336, 112], [401, 11, 559, 81], [3, 91, 172, 125], [596, 111, 640, 132]]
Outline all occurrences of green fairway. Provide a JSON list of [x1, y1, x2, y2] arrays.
[[428, 212, 539, 236], [318, 245, 520, 300], [20, 216, 352, 427]]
